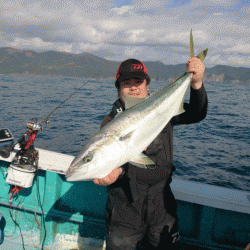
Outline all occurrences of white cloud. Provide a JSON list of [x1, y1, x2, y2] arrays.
[[225, 43, 250, 53], [111, 6, 134, 15], [134, 0, 170, 9], [157, 29, 208, 46], [79, 42, 105, 51], [78, 25, 110, 43], [216, 56, 250, 67], [1, 1, 55, 24], [70, 9, 87, 24], [9, 37, 54, 50], [209, 54, 221, 64], [0, 0, 249, 67], [127, 29, 146, 43], [207, 0, 237, 5], [98, 19, 126, 31], [124, 46, 144, 57], [190, 0, 238, 8], [213, 12, 223, 15], [71, 10, 113, 43], [57, 44, 73, 53]]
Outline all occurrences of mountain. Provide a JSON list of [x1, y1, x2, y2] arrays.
[[205, 65, 250, 82], [0, 47, 249, 82], [0, 47, 118, 78]]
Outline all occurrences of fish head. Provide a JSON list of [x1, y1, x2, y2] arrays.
[[66, 134, 122, 181]]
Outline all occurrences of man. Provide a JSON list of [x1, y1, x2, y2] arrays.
[[94, 58, 208, 250]]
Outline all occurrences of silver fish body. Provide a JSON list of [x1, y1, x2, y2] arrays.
[[66, 72, 193, 181]]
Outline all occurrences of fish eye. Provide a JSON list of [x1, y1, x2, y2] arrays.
[[83, 155, 93, 163]]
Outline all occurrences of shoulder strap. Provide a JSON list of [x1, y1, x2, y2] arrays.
[[110, 99, 125, 119]]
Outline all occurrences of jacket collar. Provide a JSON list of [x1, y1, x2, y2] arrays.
[[110, 98, 125, 118]]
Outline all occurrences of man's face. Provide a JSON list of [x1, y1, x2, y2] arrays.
[[118, 78, 149, 105]]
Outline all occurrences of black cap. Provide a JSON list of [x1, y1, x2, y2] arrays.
[[116, 59, 149, 83]]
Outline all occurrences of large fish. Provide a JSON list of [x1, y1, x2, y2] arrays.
[[66, 33, 208, 181]]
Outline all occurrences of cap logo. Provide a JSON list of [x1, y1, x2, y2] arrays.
[[116, 59, 149, 80], [132, 64, 143, 70]]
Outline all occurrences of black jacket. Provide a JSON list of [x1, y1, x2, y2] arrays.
[[101, 84, 208, 203]]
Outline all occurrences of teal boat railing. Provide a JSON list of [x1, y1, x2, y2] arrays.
[[0, 160, 107, 249]]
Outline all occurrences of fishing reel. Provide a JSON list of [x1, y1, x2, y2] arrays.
[[7, 145, 39, 188], [1, 119, 49, 189], [26, 118, 50, 131], [0, 128, 39, 188]]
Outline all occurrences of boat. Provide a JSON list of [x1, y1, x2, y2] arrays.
[[0, 138, 250, 249]]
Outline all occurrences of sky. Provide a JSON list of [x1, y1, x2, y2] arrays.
[[1, 0, 250, 68]]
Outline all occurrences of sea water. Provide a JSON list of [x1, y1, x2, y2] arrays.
[[0, 74, 249, 192]]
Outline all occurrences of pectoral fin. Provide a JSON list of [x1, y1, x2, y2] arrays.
[[119, 130, 135, 141], [175, 98, 185, 115], [196, 48, 208, 62], [129, 153, 155, 169]]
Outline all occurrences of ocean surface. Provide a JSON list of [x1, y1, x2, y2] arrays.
[[0, 74, 249, 192]]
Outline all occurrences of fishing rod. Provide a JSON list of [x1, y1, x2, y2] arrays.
[[39, 86, 84, 127], [0, 84, 85, 159], [0, 84, 86, 250]]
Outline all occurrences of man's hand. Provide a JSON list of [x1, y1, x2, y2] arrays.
[[93, 167, 123, 186], [186, 57, 205, 90]]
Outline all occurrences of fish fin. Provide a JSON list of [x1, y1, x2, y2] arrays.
[[196, 48, 208, 62], [125, 94, 147, 109], [190, 29, 194, 58], [119, 130, 135, 141], [129, 153, 155, 169], [190, 29, 208, 62], [175, 97, 185, 115]]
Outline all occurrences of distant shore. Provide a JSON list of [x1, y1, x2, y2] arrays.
[[1, 47, 250, 82]]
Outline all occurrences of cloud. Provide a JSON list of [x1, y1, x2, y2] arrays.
[[1, 1, 56, 25], [57, 44, 73, 53], [127, 29, 146, 43], [79, 42, 105, 52], [111, 5, 134, 15], [133, 0, 170, 9], [98, 19, 127, 31], [8, 37, 54, 50], [0, 0, 249, 67], [209, 54, 221, 64], [190, 0, 238, 9], [124, 46, 144, 57], [216, 55, 250, 67], [225, 43, 250, 54]]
